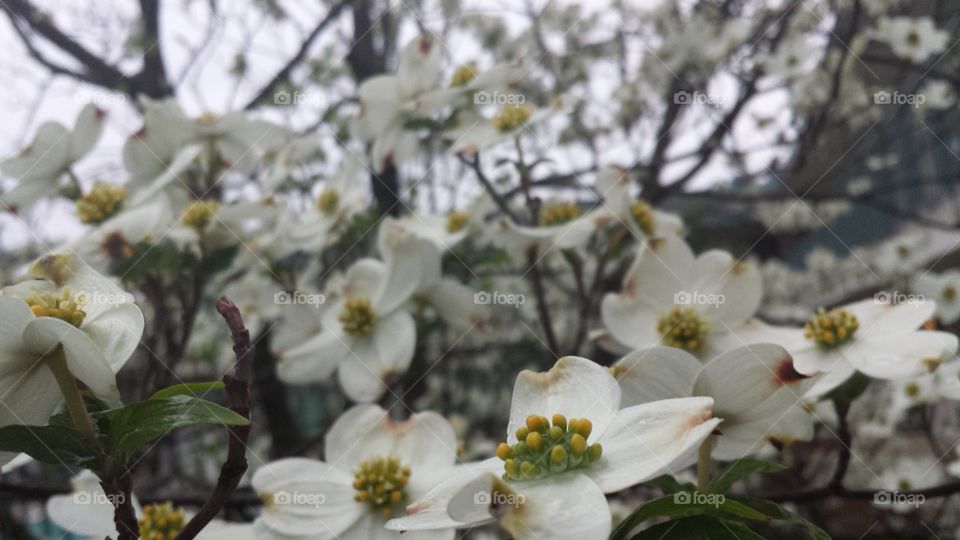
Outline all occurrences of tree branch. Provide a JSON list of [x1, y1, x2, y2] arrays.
[[174, 297, 253, 539]]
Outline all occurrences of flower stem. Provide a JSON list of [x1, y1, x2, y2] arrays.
[[47, 349, 97, 440], [696, 435, 714, 492]]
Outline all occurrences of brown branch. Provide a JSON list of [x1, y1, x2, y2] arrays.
[[174, 297, 253, 540], [244, 0, 349, 110], [102, 473, 138, 540]]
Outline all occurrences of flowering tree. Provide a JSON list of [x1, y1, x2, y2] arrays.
[[1, 0, 960, 538]]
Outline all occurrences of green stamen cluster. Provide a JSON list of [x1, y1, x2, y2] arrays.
[[445, 211, 470, 233], [76, 183, 126, 224], [804, 307, 859, 349], [317, 188, 340, 215], [657, 307, 709, 352], [539, 202, 581, 227], [181, 200, 219, 229], [352, 456, 411, 517], [138, 502, 185, 540], [492, 104, 533, 133], [25, 289, 86, 327], [450, 63, 478, 87], [339, 297, 376, 336], [496, 414, 602, 481], [630, 199, 654, 235]]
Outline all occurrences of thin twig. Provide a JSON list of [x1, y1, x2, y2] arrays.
[[174, 297, 253, 539]]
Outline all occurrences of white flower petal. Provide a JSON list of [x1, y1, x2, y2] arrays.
[[849, 331, 958, 379], [69, 104, 106, 160], [276, 330, 349, 384], [387, 460, 501, 532], [694, 344, 808, 416], [614, 347, 701, 407], [22, 318, 119, 402], [252, 458, 363, 539], [507, 356, 621, 443], [585, 397, 720, 493], [81, 303, 144, 373]]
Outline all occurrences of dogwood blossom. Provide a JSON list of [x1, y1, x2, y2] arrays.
[[276, 222, 440, 401], [612, 344, 815, 460], [0, 104, 104, 210], [0, 253, 143, 465], [253, 404, 462, 539], [387, 356, 720, 539]]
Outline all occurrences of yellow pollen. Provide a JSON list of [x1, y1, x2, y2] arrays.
[[492, 104, 533, 133], [450, 63, 478, 87], [352, 456, 411, 517], [181, 200, 219, 229], [138, 502, 185, 540], [942, 285, 957, 301], [657, 307, 709, 352], [445, 211, 470, 233], [317, 188, 340, 215], [339, 297, 376, 336], [539, 201, 581, 227], [496, 413, 602, 481], [629, 199, 654, 235], [76, 183, 126, 224], [804, 307, 859, 349], [25, 289, 87, 327]]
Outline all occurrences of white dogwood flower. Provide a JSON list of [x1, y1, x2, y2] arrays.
[[613, 344, 815, 460], [276, 222, 440, 402], [875, 17, 949, 64], [386, 356, 720, 539], [790, 299, 958, 398], [1, 104, 105, 210], [253, 404, 462, 540], [913, 270, 960, 324], [601, 236, 763, 358], [351, 35, 446, 172], [0, 253, 144, 465]]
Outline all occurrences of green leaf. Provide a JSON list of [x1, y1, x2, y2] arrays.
[[646, 474, 694, 495], [96, 395, 248, 456], [628, 516, 765, 540], [824, 370, 870, 403], [0, 425, 98, 466], [732, 497, 831, 540], [149, 381, 226, 400], [710, 459, 786, 493], [609, 493, 771, 540]]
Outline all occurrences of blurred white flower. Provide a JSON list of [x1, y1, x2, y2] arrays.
[[875, 17, 949, 64]]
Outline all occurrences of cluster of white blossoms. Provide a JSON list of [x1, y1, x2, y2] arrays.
[[0, 5, 957, 537]]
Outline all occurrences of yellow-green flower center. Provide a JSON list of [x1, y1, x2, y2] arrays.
[[496, 414, 602, 481], [539, 201, 581, 227], [630, 199, 654, 236], [76, 183, 126, 224], [339, 297, 376, 336], [942, 285, 956, 301], [445, 211, 470, 233], [450, 63, 478, 87], [906, 31, 920, 46], [138, 502, 185, 540], [493, 104, 533, 133], [181, 200, 219, 229], [25, 289, 86, 327], [904, 382, 921, 398], [657, 307, 709, 352], [352, 456, 411, 517], [317, 188, 340, 215], [804, 307, 859, 349]]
